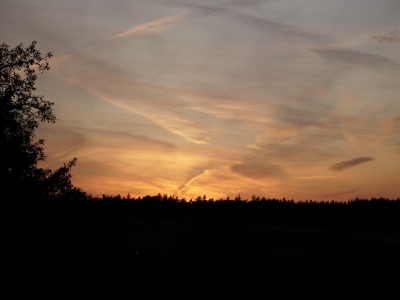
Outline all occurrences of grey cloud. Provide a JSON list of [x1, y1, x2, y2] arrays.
[[161, 0, 272, 11], [235, 12, 325, 42], [372, 30, 400, 44], [160, 0, 324, 41], [294, 67, 346, 104], [329, 157, 374, 172], [188, 0, 275, 17], [158, 0, 230, 17], [124, 133, 177, 150], [311, 48, 400, 69], [256, 131, 344, 161], [270, 104, 354, 133], [189, 4, 228, 17], [215, 9, 324, 42], [247, 122, 351, 169], [231, 0, 272, 6], [231, 162, 286, 179], [93, 130, 177, 151], [183, 89, 345, 131], [274, 105, 329, 128]]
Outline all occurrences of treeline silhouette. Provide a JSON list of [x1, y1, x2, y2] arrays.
[[10, 193, 399, 296], [14, 192, 400, 232], [42, 193, 400, 233]]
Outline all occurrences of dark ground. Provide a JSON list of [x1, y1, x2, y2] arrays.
[[7, 198, 400, 297]]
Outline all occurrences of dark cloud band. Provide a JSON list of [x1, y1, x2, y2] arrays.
[[329, 157, 374, 172]]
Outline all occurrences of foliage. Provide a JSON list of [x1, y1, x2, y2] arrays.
[[0, 41, 82, 200]]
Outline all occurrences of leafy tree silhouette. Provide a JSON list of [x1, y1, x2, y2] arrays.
[[0, 41, 83, 200]]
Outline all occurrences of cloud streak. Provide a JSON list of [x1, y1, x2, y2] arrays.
[[109, 13, 187, 39], [323, 189, 359, 198], [329, 157, 374, 172], [55, 56, 211, 144], [235, 12, 325, 42], [372, 30, 400, 44], [86, 129, 178, 152], [311, 48, 400, 69], [177, 165, 268, 200], [161, 1, 325, 42]]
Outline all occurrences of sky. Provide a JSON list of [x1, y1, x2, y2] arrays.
[[1, 0, 399, 201]]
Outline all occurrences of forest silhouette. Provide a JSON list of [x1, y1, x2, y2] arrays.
[[2, 42, 399, 296]]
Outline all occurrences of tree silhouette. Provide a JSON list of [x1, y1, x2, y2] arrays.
[[0, 41, 82, 200]]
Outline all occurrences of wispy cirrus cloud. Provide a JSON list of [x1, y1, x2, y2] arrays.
[[47, 13, 188, 66], [161, 0, 325, 42], [372, 30, 400, 44], [329, 157, 374, 172], [310, 48, 400, 69], [55, 56, 211, 144], [109, 13, 187, 39]]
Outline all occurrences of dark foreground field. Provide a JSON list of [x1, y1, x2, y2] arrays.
[[8, 198, 400, 297]]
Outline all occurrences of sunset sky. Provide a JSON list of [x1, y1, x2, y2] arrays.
[[1, 0, 399, 200]]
